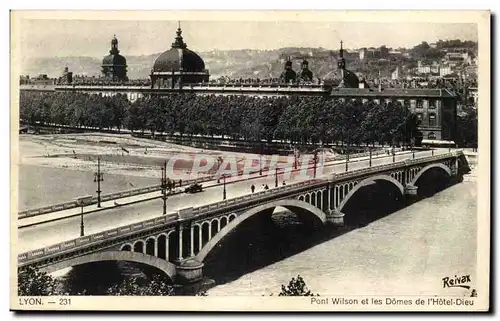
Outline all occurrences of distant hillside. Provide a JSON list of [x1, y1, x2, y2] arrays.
[[21, 47, 351, 80]]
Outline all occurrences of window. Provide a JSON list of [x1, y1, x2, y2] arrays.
[[428, 132, 436, 139], [416, 99, 424, 109], [404, 100, 411, 109], [429, 99, 437, 109], [429, 113, 437, 126]]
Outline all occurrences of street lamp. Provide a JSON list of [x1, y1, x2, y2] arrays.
[[345, 133, 350, 172], [223, 175, 227, 200], [313, 149, 318, 178], [160, 160, 167, 215], [259, 142, 263, 176], [275, 167, 278, 187], [369, 149, 372, 167], [76, 195, 93, 237], [93, 156, 104, 208], [293, 147, 298, 170], [216, 157, 223, 183]]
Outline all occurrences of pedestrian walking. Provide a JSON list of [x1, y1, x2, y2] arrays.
[[264, 184, 269, 190], [179, 179, 182, 187], [251, 184, 255, 193]]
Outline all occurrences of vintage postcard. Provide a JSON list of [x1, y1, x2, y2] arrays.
[[10, 10, 490, 311]]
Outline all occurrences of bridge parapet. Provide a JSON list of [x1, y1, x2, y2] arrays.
[[18, 178, 322, 266], [331, 151, 459, 183]]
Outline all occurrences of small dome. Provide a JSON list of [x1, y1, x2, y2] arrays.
[[102, 54, 126, 66], [323, 68, 359, 88]]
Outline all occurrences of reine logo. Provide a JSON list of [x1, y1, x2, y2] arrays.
[[442, 274, 471, 289]]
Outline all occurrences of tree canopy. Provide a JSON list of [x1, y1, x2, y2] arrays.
[[20, 91, 424, 147]]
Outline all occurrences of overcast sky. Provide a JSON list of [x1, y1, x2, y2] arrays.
[[19, 19, 478, 58]]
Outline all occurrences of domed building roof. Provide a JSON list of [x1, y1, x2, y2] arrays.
[[102, 36, 126, 67], [152, 25, 205, 73], [323, 40, 359, 88], [323, 68, 359, 88]]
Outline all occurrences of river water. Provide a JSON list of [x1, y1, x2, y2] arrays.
[[208, 170, 478, 297], [54, 167, 477, 297]]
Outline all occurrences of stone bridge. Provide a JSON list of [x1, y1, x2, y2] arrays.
[[17, 151, 470, 285]]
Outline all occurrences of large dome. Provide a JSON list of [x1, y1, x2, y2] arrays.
[[152, 26, 205, 73], [153, 48, 205, 73]]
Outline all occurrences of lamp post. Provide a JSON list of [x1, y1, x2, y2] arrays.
[[313, 149, 318, 178], [216, 157, 222, 183], [93, 156, 104, 208], [369, 149, 372, 167], [76, 195, 93, 237], [293, 147, 298, 170], [160, 160, 167, 215], [223, 175, 227, 200], [259, 142, 263, 176], [275, 167, 278, 187], [345, 133, 350, 172]]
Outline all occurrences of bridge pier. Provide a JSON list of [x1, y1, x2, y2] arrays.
[[404, 184, 419, 205], [450, 167, 464, 184], [175, 259, 204, 284], [173, 259, 215, 295], [326, 209, 345, 227]]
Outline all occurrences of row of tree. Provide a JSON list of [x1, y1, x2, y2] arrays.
[[20, 91, 422, 147], [18, 266, 315, 296]]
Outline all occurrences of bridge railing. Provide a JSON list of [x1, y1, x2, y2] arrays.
[[17, 175, 218, 220], [17, 178, 323, 265], [18, 151, 462, 265], [331, 151, 458, 182]]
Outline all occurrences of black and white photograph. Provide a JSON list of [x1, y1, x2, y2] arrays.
[[9, 10, 490, 311]]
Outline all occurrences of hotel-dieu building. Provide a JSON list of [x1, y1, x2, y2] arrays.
[[21, 25, 459, 143]]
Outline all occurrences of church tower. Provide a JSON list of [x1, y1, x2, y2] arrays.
[[337, 40, 346, 87], [280, 56, 297, 84], [300, 58, 313, 82]]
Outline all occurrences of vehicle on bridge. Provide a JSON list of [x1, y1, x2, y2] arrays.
[[184, 183, 203, 194]]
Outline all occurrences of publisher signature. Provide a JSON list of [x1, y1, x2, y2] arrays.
[[442, 274, 471, 289]]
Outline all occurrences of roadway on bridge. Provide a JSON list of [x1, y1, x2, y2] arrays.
[[17, 149, 443, 253], [18, 150, 409, 226]]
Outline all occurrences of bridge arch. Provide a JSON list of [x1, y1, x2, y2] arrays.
[[338, 175, 405, 212], [133, 240, 145, 253], [410, 163, 451, 186], [195, 199, 327, 262], [120, 243, 132, 251], [38, 251, 177, 280]]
